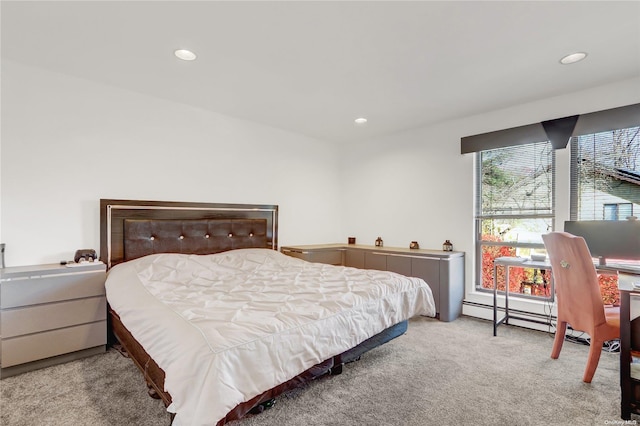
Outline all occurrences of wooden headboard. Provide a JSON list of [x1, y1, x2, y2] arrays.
[[100, 199, 278, 269]]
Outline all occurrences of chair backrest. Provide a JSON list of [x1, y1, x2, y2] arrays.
[[542, 232, 607, 333]]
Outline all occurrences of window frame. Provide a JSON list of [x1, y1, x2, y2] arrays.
[[474, 142, 556, 301]]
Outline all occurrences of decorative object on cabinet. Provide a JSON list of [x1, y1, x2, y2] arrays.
[[375, 237, 384, 247], [443, 240, 453, 251], [0, 262, 107, 378], [280, 243, 464, 322], [0, 243, 4, 268], [409, 241, 420, 249], [73, 249, 98, 263], [348, 237, 356, 244]]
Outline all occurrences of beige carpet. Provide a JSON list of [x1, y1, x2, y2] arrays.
[[0, 316, 628, 425]]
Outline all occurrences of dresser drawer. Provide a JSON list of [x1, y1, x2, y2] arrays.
[[1, 321, 106, 367], [1, 296, 106, 338], [1, 270, 105, 309]]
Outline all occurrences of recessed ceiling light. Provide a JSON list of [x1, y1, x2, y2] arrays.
[[174, 49, 197, 61], [354, 117, 368, 125], [559, 52, 587, 65]]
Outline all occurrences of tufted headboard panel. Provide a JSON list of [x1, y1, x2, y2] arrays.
[[123, 218, 267, 261], [100, 199, 278, 269]]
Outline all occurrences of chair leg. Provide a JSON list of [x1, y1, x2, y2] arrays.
[[551, 321, 567, 359], [583, 338, 603, 383]]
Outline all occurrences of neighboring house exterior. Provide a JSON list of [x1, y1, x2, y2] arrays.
[[578, 167, 640, 221]]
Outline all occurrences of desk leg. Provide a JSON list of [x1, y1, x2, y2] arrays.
[[621, 290, 632, 420], [493, 263, 498, 336], [504, 266, 510, 326]]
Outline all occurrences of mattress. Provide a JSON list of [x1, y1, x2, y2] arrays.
[[105, 248, 436, 425]]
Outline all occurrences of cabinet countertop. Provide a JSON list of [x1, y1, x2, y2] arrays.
[[0, 262, 106, 280], [281, 243, 464, 258]]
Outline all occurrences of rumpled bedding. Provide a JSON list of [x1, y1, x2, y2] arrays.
[[105, 248, 435, 425]]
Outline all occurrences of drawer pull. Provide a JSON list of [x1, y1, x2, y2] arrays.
[[282, 249, 310, 254]]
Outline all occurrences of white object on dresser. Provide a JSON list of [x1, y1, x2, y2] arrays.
[[0, 262, 106, 378]]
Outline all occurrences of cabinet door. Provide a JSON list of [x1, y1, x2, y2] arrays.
[[345, 250, 365, 269], [386, 255, 411, 276], [308, 250, 343, 265], [411, 258, 441, 314], [365, 252, 387, 271], [281, 249, 342, 265]]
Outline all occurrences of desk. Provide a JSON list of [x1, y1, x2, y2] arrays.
[[493, 257, 553, 336], [618, 271, 640, 420]]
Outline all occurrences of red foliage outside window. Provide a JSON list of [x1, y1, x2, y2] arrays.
[[599, 272, 620, 306], [480, 235, 526, 294], [481, 234, 620, 305]]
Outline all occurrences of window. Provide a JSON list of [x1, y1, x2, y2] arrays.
[[570, 126, 640, 305], [463, 104, 640, 307], [603, 203, 633, 221], [475, 141, 555, 299], [571, 126, 640, 221]]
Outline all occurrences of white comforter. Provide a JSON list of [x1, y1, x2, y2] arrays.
[[105, 248, 436, 426]]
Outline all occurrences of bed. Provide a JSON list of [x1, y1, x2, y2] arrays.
[[100, 199, 436, 425]]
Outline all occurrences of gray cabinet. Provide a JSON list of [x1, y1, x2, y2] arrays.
[[0, 262, 107, 378], [281, 244, 465, 322]]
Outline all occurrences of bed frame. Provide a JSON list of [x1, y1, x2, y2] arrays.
[[100, 199, 407, 425], [100, 199, 278, 269]]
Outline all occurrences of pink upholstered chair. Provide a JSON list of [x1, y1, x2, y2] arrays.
[[542, 231, 620, 383]]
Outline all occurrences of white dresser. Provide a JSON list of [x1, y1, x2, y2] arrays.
[[0, 262, 107, 378]]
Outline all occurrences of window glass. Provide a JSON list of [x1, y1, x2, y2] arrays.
[[571, 127, 640, 221], [619, 203, 633, 219], [603, 204, 618, 221], [476, 141, 554, 299]]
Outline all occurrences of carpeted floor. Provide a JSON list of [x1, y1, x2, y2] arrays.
[[0, 316, 630, 425]]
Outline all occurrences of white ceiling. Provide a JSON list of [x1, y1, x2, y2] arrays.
[[2, 1, 639, 144]]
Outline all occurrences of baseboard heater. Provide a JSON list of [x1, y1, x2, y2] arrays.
[[463, 300, 557, 325]]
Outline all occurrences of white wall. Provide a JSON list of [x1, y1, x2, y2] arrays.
[[1, 61, 343, 266], [340, 75, 640, 318]]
